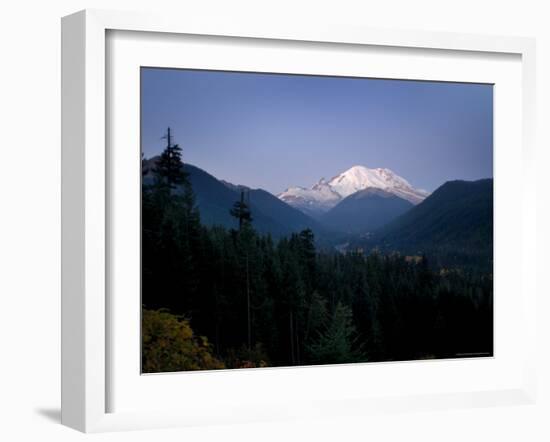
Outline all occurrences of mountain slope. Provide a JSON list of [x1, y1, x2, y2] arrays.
[[320, 188, 413, 234], [143, 158, 324, 238], [247, 188, 327, 235], [369, 179, 493, 266], [278, 165, 428, 216]]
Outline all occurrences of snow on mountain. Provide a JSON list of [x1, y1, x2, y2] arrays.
[[276, 179, 341, 217], [278, 165, 429, 215], [328, 166, 429, 204]]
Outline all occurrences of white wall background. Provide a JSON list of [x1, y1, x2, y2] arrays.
[[0, 1, 548, 440]]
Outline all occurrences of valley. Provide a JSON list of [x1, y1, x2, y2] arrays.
[[144, 156, 493, 269]]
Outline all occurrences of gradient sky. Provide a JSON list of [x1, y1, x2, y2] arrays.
[[141, 68, 493, 195]]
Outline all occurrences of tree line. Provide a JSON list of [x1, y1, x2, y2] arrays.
[[142, 129, 493, 372]]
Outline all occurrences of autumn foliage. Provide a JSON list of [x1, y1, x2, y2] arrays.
[[142, 309, 225, 373]]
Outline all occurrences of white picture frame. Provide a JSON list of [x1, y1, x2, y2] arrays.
[[61, 9, 537, 433]]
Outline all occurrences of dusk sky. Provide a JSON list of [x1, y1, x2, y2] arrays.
[[141, 68, 493, 195]]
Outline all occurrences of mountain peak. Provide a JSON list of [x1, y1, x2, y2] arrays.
[[347, 164, 370, 171], [278, 165, 429, 215]]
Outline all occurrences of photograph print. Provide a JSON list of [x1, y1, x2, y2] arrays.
[[141, 68, 493, 373]]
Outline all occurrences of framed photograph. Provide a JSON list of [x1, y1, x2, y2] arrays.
[[61, 9, 537, 432]]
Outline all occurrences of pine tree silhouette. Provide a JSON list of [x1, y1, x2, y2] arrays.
[[230, 190, 253, 230], [153, 127, 188, 190]]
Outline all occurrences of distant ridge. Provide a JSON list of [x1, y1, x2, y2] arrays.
[[142, 157, 327, 239], [320, 188, 413, 234], [365, 178, 494, 267]]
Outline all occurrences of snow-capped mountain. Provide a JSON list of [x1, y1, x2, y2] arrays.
[[278, 165, 429, 216]]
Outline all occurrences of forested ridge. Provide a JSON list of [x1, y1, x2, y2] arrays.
[[142, 130, 493, 372], [364, 178, 494, 270]]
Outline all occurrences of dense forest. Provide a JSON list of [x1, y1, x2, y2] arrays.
[[142, 133, 493, 372]]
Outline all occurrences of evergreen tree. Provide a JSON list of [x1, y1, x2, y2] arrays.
[[307, 302, 364, 364], [153, 127, 188, 190], [228, 192, 256, 350], [230, 190, 253, 230], [142, 128, 201, 313]]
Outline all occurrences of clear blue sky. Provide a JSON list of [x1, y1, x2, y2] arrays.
[[141, 68, 493, 195]]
